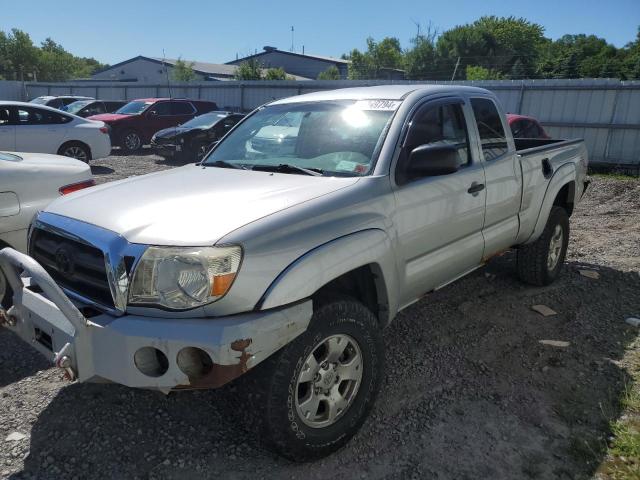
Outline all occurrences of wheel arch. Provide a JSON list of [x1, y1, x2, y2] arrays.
[[257, 229, 399, 327]]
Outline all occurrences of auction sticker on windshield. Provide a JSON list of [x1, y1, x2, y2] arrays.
[[354, 100, 402, 111]]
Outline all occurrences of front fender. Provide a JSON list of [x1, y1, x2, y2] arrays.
[[524, 162, 576, 244], [258, 229, 399, 324]]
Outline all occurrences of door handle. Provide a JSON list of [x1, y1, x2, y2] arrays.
[[467, 182, 485, 195]]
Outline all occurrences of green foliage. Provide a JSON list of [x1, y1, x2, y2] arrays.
[[234, 58, 263, 80], [346, 18, 640, 80], [347, 36, 403, 79], [264, 67, 287, 80], [465, 65, 502, 80], [171, 57, 196, 82], [317, 65, 341, 80], [0, 28, 107, 81]]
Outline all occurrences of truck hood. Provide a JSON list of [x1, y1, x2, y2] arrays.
[[45, 165, 359, 245], [87, 113, 131, 123]]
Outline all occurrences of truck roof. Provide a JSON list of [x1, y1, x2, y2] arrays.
[[270, 84, 492, 105]]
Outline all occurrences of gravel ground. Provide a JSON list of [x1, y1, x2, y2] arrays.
[[1, 154, 639, 479]]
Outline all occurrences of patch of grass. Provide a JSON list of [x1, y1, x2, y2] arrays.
[[598, 345, 640, 479], [590, 172, 639, 181]]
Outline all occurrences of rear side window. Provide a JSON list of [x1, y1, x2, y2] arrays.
[[15, 107, 72, 125], [172, 102, 195, 115], [471, 98, 508, 160]]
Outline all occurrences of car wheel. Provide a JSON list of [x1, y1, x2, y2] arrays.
[[58, 142, 91, 163], [0, 268, 12, 309], [247, 296, 384, 461], [517, 206, 570, 286], [121, 130, 143, 153]]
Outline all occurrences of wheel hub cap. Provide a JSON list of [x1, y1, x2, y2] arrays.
[[295, 334, 363, 428], [547, 224, 564, 271]]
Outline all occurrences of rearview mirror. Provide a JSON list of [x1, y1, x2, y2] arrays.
[[407, 144, 460, 176]]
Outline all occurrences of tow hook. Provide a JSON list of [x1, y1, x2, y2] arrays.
[[0, 307, 16, 327], [55, 344, 77, 381]]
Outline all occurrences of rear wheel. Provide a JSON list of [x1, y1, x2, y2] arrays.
[[517, 206, 570, 286], [121, 130, 143, 153], [58, 141, 91, 162], [247, 296, 384, 461]]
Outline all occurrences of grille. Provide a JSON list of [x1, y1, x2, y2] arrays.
[[30, 227, 114, 308]]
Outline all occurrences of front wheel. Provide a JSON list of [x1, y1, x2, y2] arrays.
[[517, 206, 570, 286], [249, 297, 384, 461], [121, 130, 143, 153]]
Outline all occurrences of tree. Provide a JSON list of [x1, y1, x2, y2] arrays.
[[404, 28, 440, 80], [346, 36, 404, 79], [264, 67, 287, 80], [437, 16, 545, 79], [465, 65, 502, 80], [5, 29, 39, 80], [234, 58, 263, 80], [317, 65, 341, 80], [171, 57, 196, 81]]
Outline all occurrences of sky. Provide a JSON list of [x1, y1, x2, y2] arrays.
[[2, 0, 639, 65]]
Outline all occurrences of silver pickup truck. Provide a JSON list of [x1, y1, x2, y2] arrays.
[[0, 85, 588, 461]]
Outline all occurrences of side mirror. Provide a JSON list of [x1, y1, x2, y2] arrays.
[[407, 144, 461, 176]]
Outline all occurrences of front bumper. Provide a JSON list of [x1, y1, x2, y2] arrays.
[[150, 140, 182, 157], [0, 247, 311, 391]]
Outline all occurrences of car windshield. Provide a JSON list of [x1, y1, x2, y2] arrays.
[[202, 100, 398, 176], [64, 100, 93, 113], [29, 97, 49, 105], [115, 101, 153, 115], [0, 152, 22, 162], [182, 113, 229, 129]]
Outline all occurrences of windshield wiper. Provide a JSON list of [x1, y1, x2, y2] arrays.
[[206, 160, 246, 170], [252, 164, 324, 176]]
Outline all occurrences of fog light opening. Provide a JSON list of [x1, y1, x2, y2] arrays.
[[134, 347, 169, 377], [177, 347, 213, 380]]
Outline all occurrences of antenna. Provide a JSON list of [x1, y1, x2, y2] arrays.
[[290, 26, 295, 52], [162, 49, 173, 99]]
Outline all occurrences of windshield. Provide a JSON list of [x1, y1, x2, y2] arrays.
[[202, 100, 398, 176], [29, 97, 49, 105], [115, 101, 153, 115], [0, 152, 22, 162], [64, 100, 93, 114], [182, 112, 228, 129]]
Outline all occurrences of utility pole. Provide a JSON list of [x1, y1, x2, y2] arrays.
[[290, 26, 295, 52], [451, 56, 461, 81]]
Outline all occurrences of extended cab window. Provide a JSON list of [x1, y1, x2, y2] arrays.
[[471, 98, 508, 160], [396, 102, 470, 185]]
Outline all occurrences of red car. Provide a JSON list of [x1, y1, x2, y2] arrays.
[[89, 98, 218, 153], [506, 114, 550, 139]]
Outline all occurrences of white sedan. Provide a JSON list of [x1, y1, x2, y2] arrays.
[[0, 151, 94, 306], [0, 101, 111, 162]]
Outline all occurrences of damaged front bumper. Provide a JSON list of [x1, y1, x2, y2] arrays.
[[0, 247, 311, 391]]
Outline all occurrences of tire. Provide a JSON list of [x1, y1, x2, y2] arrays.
[[58, 141, 91, 163], [121, 130, 143, 153], [517, 206, 570, 286], [0, 268, 12, 309], [247, 296, 384, 461]]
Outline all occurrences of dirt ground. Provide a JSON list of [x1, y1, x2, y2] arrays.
[[0, 153, 639, 479]]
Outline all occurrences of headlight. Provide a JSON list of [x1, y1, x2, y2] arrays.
[[128, 246, 242, 309]]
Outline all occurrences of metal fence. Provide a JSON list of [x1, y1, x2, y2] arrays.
[[2, 78, 639, 167]]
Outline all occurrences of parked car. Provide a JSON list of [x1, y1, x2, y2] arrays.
[[151, 111, 244, 161], [63, 100, 127, 118], [0, 101, 111, 162], [0, 85, 588, 461], [507, 113, 550, 139], [29, 95, 95, 110], [88, 98, 218, 153], [0, 150, 93, 307]]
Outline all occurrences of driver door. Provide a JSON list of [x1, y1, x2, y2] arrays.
[[392, 98, 486, 307]]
